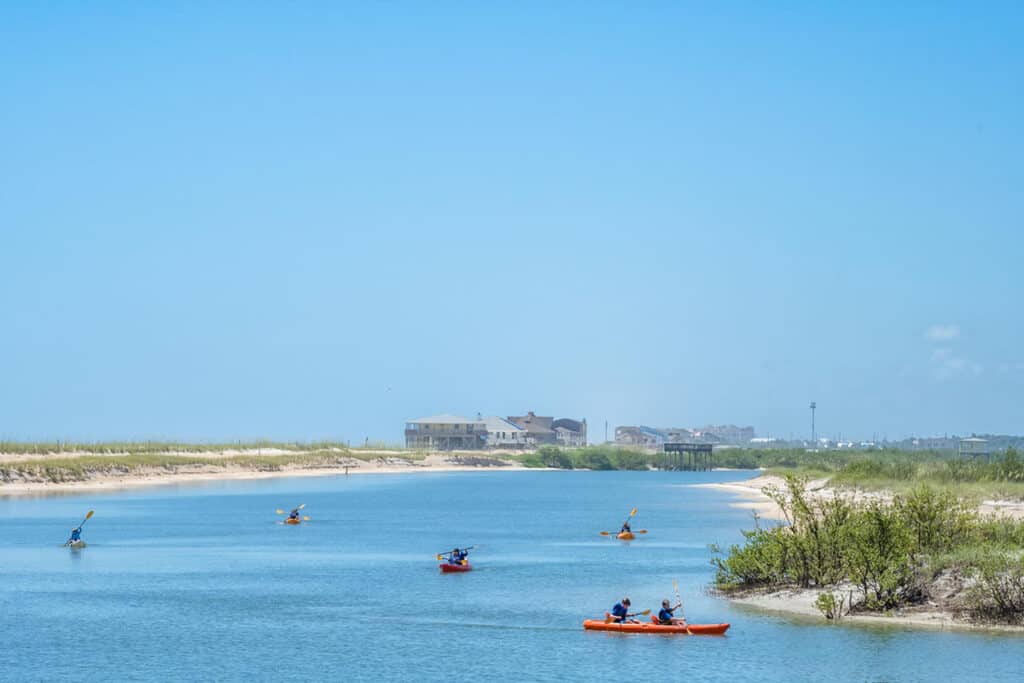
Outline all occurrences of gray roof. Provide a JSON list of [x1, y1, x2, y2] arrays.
[[407, 414, 483, 425], [480, 416, 524, 432]]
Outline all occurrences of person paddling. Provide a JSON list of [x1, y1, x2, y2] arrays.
[[68, 525, 83, 545], [288, 508, 301, 522], [657, 599, 686, 626], [610, 597, 640, 624], [620, 520, 632, 534], [445, 547, 469, 565]]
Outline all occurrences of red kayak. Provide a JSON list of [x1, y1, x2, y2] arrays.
[[583, 614, 729, 635], [439, 562, 473, 573]]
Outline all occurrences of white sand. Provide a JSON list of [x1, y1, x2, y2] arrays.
[[0, 451, 536, 497]]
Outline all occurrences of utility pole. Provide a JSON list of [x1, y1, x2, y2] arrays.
[[604, 420, 608, 443], [810, 402, 817, 445]]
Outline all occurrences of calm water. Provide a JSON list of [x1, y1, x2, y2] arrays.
[[1, 470, 1021, 682]]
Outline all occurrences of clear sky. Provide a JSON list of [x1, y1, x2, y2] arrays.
[[2, 2, 1022, 443]]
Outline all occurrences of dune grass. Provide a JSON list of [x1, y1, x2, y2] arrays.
[[0, 447, 426, 484], [0, 440, 353, 455]]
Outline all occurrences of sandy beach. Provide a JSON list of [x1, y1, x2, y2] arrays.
[[693, 473, 1024, 521], [727, 587, 1024, 633], [0, 450, 534, 497]]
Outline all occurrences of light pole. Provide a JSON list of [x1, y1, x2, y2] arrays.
[[810, 402, 816, 445]]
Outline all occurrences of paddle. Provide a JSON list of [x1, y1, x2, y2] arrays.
[[673, 578, 690, 632], [436, 546, 474, 561], [63, 510, 94, 546], [600, 508, 641, 536], [604, 609, 650, 623], [275, 503, 306, 515]]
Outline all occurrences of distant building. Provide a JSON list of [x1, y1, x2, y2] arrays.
[[694, 425, 756, 445], [959, 437, 990, 459], [405, 415, 486, 450], [508, 411, 556, 445], [480, 415, 529, 448], [552, 418, 587, 447], [615, 426, 668, 448], [406, 411, 586, 450]]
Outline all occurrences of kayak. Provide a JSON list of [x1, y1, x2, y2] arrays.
[[583, 616, 729, 635], [439, 562, 472, 573], [68, 540, 87, 549], [285, 518, 302, 525], [616, 531, 635, 540]]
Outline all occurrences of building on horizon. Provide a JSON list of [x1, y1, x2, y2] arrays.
[[507, 411, 556, 445], [406, 411, 586, 449], [553, 418, 587, 447], [404, 414, 487, 450], [480, 415, 528, 448]]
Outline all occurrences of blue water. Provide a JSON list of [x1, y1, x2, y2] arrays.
[[1, 470, 1021, 682]]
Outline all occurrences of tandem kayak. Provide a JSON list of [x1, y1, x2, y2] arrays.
[[68, 540, 87, 549], [285, 518, 302, 525], [439, 562, 472, 573], [616, 531, 635, 540], [583, 617, 729, 635]]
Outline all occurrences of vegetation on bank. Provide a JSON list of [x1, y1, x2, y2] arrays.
[[711, 476, 1024, 625], [0, 448, 417, 484], [516, 446, 1024, 499], [0, 440, 353, 455], [516, 445, 658, 470]]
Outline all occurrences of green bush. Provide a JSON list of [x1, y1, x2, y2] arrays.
[[963, 554, 1024, 625], [712, 476, 1024, 623]]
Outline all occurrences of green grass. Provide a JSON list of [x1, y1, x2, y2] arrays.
[[0, 447, 427, 484], [0, 440, 353, 455], [763, 449, 1024, 501]]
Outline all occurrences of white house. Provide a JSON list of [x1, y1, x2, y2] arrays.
[[481, 415, 528, 448]]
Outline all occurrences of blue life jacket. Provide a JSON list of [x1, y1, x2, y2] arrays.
[[658, 607, 674, 623], [70, 528, 81, 541], [611, 603, 628, 621]]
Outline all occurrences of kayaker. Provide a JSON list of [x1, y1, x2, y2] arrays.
[[657, 599, 686, 626], [447, 547, 468, 565], [620, 520, 632, 534], [68, 526, 83, 545], [288, 508, 300, 521], [610, 598, 639, 624]]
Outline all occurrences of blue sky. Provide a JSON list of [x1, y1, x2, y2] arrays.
[[1, 2, 1021, 443]]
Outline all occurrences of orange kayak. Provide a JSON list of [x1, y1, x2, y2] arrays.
[[285, 518, 301, 525], [583, 616, 729, 635], [616, 531, 635, 540]]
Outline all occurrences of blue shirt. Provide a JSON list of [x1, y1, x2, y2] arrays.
[[70, 528, 81, 541], [611, 603, 628, 621], [658, 607, 675, 623]]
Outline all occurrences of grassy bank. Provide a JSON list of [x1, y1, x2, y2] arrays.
[[0, 440, 352, 455], [515, 445, 661, 470], [0, 448, 410, 484], [712, 476, 1024, 625], [718, 448, 1024, 500]]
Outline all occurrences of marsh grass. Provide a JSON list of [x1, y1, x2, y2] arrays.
[[0, 440, 352, 455], [0, 448, 421, 483]]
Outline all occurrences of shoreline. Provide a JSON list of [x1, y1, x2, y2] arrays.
[[725, 588, 1024, 634], [694, 473, 1024, 634], [0, 452, 538, 497], [691, 473, 1024, 521]]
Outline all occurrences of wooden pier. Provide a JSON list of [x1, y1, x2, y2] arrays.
[[663, 442, 713, 471]]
